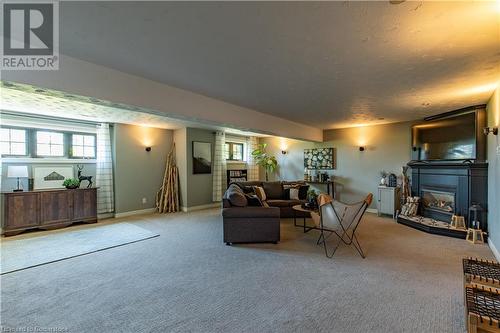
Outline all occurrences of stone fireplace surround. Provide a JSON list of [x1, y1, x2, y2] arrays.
[[397, 161, 488, 238]]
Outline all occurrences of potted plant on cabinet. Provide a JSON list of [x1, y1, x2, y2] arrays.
[[251, 143, 278, 181], [62, 178, 80, 189]]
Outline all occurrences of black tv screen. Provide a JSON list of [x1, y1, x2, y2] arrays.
[[412, 112, 477, 161]]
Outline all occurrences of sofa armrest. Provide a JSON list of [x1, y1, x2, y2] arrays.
[[222, 207, 280, 218]]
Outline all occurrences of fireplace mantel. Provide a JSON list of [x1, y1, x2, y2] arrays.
[[401, 161, 488, 237]]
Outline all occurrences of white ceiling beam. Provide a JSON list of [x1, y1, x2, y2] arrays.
[[2, 55, 323, 142]]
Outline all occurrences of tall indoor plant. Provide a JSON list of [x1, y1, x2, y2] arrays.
[[251, 143, 278, 181]]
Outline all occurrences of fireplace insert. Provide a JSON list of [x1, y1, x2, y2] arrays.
[[421, 188, 455, 216]]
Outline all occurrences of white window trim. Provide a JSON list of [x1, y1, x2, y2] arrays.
[[225, 135, 248, 162], [1, 157, 96, 164], [227, 160, 247, 165]]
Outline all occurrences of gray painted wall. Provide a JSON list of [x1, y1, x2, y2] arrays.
[[113, 123, 173, 214], [260, 121, 414, 208], [174, 128, 247, 209], [186, 127, 215, 207], [486, 87, 500, 254]]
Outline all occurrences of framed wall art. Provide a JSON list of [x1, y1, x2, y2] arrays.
[[33, 166, 74, 190], [193, 141, 212, 174], [304, 148, 335, 170]]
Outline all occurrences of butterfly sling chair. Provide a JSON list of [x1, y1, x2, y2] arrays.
[[311, 193, 373, 258]]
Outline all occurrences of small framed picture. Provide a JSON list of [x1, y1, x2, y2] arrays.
[[193, 141, 212, 174]]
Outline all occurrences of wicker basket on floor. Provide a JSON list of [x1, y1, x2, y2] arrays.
[[464, 258, 500, 292], [466, 285, 500, 333]]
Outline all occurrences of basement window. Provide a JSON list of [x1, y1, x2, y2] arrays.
[[36, 131, 65, 157], [224, 142, 244, 161], [1, 127, 27, 156], [71, 134, 96, 158]]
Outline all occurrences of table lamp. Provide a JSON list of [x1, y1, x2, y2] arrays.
[[7, 166, 28, 192]]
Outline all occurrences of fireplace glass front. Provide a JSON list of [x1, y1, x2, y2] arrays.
[[421, 189, 455, 215]]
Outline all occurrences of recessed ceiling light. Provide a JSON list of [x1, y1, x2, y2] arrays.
[[389, 0, 406, 4], [35, 89, 45, 93]]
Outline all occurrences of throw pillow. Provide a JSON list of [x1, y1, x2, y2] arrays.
[[290, 188, 300, 200], [246, 194, 263, 207], [298, 185, 310, 200], [282, 184, 300, 200], [253, 186, 267, 201], [231, 183, 255, 194], [226, 186, 248, 207]]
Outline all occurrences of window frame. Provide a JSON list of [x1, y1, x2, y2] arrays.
[[0, 126, 29, 157], [69, 132, 97, 159], [225, 142, 245, 161], [0, 126, 30, 158], [33, 129, 67, 158], [0, 126, 97, 160]]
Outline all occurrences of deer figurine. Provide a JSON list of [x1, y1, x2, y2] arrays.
[[77, 165, 93, 188]]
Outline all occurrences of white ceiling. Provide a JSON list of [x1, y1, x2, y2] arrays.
[[58, 1, 500, 129]]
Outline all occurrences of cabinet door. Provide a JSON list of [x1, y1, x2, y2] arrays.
[[73, 189, 97, 221], [40, 191, 72, 225], [379, 188, 394, 215], [4, 193, 40, 229]]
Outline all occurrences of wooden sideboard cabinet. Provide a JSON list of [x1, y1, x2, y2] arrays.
[[2, 188, 97, 236]]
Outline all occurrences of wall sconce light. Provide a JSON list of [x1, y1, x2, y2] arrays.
[[281, 150, 287, 155], [483, 127, 498, 136], [359, 146, 365, 152], [145, 146, 152, 152]]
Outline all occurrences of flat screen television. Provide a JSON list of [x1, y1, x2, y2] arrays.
[[411, 108, 485, 161]]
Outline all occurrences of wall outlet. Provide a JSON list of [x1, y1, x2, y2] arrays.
[[497, 145, 500, 156], [142, 197, 147, 204]]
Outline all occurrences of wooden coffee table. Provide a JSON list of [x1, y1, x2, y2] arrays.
[[292, 204, 318, 233]]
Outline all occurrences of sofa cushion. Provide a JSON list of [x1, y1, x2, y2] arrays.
[[282, 180, 306, 186], [263, 181, 283, 200], [267, 199, 305, 208], [234, 181, 263, 188], [266, 199, 292, 208], [287, 199, 305, 206], [222, 207, 280, 218], [224, 184, 248, 207]]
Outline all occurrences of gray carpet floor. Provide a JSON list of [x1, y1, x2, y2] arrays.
[[0, 209, 494, 333], [1, 222, 159, 274]]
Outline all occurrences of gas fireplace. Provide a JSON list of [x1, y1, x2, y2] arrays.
[[397, 161, 488, 239], [421, 188, 455, 216]]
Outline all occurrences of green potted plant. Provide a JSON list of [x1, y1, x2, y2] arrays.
[[62, 178, 80, 189], [251, 143, 278, 181], [307, 189, 319, 207]]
